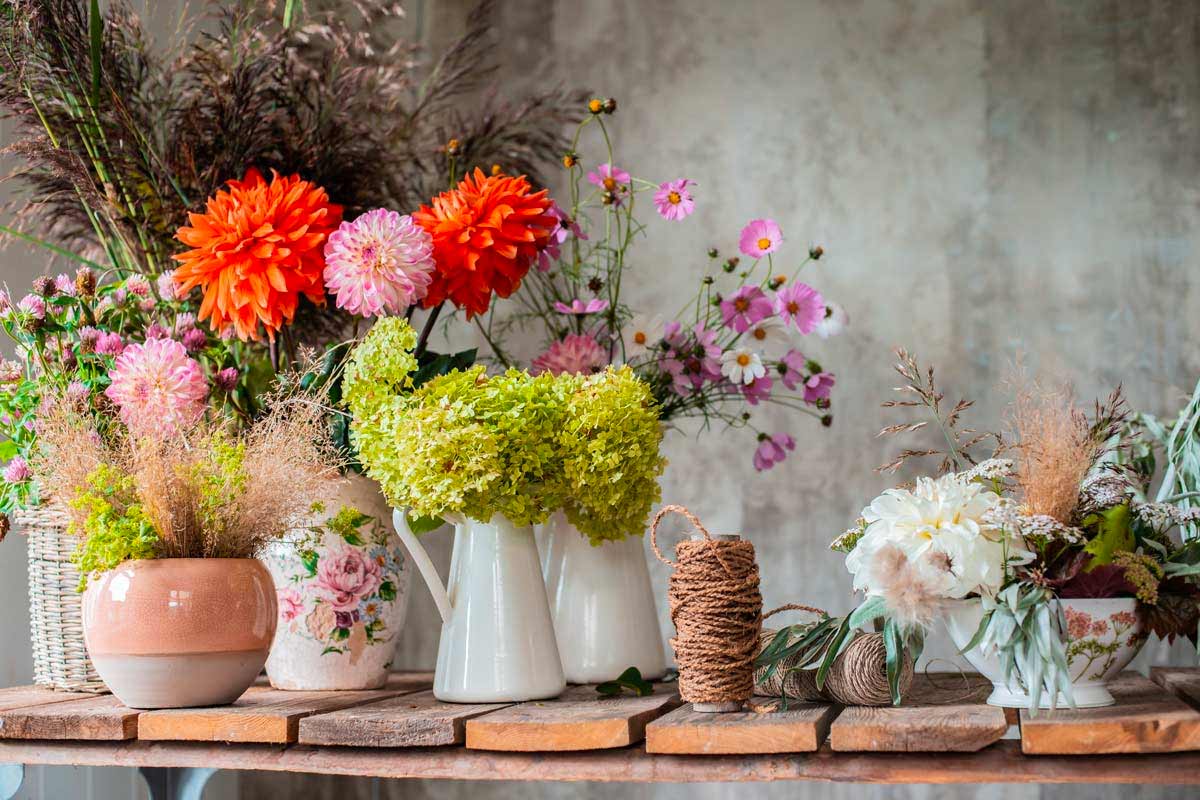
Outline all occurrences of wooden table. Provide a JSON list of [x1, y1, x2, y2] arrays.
[[3, 669, 1200, 799]]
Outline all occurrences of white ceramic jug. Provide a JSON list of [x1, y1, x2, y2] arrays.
[[540, 512, 667, 683], [393, 510, 565, 703]]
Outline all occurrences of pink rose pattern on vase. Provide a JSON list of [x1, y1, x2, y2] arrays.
[[272, 506, 405, 657], [1063, 606, 1144, 681]]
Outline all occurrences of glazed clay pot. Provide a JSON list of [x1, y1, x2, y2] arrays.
[[539, 512, 667, 683], [83, 558, 276, 709], [264, 474, 411, 690], [944, 597, 1145, 708]]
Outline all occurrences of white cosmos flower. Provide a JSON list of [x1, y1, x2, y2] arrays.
[[743, 316, 791, 357], [623, 313, 665, 360], [845, 473, 1032, 604], [720, 347, 765, 385], [814, 300, 848, 339]]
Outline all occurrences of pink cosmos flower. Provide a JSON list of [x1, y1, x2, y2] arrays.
[[538, 202, 587, 272], [212, 367, 239, 392], [316, 545, 383, 612], [753, 433, 795, 472], [719, 286, 773, 333], [739, 219, 783, 258], [324, 209, 435, 317], [775, 282, 825, 334], [654, 179, 696, 221], [2, 456, 31, 483], [554, 298, 610, 315], [815, 300, 848, 339], [95, 332, 124, 356], [278, 588, 305, 623], [18, 295, 45, 320], [803, 372, 835, 404], [105, 338, 208, 438], [778, 349, 807, 390], [660, 324, 722, 396], [741, 374, 773, 405], [531, 334, 607, 376], [587, 163, 631, 192]]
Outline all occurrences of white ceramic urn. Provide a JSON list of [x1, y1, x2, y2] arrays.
[[393, 510, 565, 703], [539, 512, 667, 684], [944, 596, 1146, 708]]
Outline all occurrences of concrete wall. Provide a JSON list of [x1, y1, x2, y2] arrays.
[[3, 0, 1200, 798]]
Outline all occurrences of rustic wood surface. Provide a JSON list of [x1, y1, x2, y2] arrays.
[[0, 686, 99, 714], [0, 694, 137, 741], [1020, 671, 1200, 755], [1152, 666, 1200, 709], [830, 673, 1006, 753], [465, 684, 681, 751], [138, 673, 432, 744], [4, 739, 1200, 784], [645, 698, 838, 754], [301, 690, 507, 748]]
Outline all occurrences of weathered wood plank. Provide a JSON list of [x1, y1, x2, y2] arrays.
[[138, 674, 430, 744], [645, 698, 837, 754], [0, 694, 137, 740], [830, 673, 1005, 752], [465, 685, 680, 751], [301, 690, 507, 747], [0, 686, 100, 714], [1152, 666, 1200, 709], [1021, 671, 1200, 755]]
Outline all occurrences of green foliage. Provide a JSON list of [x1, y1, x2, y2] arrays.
[[1082, 503, 1134, 569], [69, 464, 158, 589], [190, 437, 248, 536], [596, 666, 654, 697], [327, 506, 372, 546]]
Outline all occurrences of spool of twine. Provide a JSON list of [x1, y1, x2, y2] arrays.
[[650, 505, 762, 711], [755, 607, 914, 707]]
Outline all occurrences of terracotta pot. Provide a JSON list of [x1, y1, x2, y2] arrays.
[[83, 558, 277, 709], [944, 597, 1145, 708], [264, 474, 411, 690]]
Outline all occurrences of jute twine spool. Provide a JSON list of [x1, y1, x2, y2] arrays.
[[755, 606, 913, 707], [650, 505, 762, 712]]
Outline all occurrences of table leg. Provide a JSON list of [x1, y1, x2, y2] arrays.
[[138, 767, 217, 800], [0, 764, 23, 800]]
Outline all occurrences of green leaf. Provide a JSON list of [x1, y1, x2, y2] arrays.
[[378, 581, 397, 602], [815, 614, 853, 689], [405, 510, 445, 536], [300, 550, 319, 577], [340, 531, 365, 546], [1082, 503, 1134, 569], [0, 440, 17, 461], [883, 617, 904, 705], [848, 595, 887, 629], [320, 646, 344, 656], [332, 627, 350, 641], [595, 666, 654, 697]]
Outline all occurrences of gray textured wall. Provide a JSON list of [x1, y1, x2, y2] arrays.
[[3, 0, 1200, 798]]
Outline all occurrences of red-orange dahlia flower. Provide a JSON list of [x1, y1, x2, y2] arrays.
[[413, 168, 556, 318], [173, 168, 342, 341]]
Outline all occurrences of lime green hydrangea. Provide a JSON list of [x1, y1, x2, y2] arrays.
[[343, 317, 419, 423], [69, 463, 159, 589], [559, 367, 666, 544]]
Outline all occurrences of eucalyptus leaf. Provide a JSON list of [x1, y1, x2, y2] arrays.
[[596, 666, 654, 697]]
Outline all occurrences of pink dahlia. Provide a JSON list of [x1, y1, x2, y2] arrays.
[[803, 371, 836, 404], [753, 433, 795, 472], [775, 282, 825, 334], [739, 218, 783, 258], [554, 298, 610, 315], [105, 337, 208, 438], [719, 286, 773, 333], [538, 202, 587, 272], [654, 179, 696, 221], [531, 334, 607, 376], [323, 208, 435, 317]]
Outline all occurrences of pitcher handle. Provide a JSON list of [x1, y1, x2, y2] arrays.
[[392, 509, 453, 623]]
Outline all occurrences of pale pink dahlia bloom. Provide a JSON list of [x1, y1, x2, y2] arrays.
[[323, 209, 435, 317], [775, 282, 825, 334], [105, 337, 208, 438], [531, 334, 607, 376], [654, 179, 696, 221], [738, 218, 783, 258]]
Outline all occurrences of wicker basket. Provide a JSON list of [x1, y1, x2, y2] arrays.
[[17, 504, 107, 693]]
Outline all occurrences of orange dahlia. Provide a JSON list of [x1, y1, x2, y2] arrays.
[[173, 168, 342, 341], [413, 168, 556, 318]]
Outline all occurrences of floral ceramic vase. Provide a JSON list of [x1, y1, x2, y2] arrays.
[[539, 512, 667, 684], [264, 474, 411, 690], [945, 597, 1145, 708], [83, 558, 276, 709]]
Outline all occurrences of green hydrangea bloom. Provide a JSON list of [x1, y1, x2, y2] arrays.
[[559, 367, 666, 544], [342, 317, 418, 424]]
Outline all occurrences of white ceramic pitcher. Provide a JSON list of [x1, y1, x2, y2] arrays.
[[540, 512, 667, 683], [392, 510, 566, 703]]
